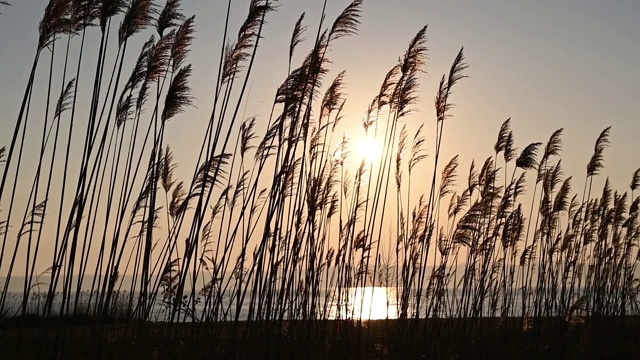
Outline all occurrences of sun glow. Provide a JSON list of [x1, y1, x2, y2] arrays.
[[332, 287, 398, 320], [356, 136, 383, 164]]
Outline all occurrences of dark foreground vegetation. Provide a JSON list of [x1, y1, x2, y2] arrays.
[[1, 316, 640, 359], [1, 0, 639, 359]]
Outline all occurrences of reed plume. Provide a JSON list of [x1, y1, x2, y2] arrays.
[[119, 0, 157, 45], [156, 0, 183, 37], [161, 64, 193, 122], [587, 126, 611, 177], [289, 13, 307, 63]]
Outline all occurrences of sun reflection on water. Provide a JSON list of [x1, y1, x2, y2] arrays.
[[331, 287, 398, 320]]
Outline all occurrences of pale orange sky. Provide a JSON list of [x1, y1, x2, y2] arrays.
[[0, 0, 639, 282], [2, 1, 638, 191]]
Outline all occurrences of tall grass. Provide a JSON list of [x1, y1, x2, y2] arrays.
[[0, 0, 639, 358]]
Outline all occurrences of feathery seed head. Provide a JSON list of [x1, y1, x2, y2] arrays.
[[162, 64, 193, 122], [156, 0, 183, 37], [587, 126, 611, 177]]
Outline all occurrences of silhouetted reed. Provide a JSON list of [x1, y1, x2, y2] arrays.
[[0, 0, 638, 358]]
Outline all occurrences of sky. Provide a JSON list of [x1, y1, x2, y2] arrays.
[[1, 0, 638, 190], [0, 0, 639, 283]]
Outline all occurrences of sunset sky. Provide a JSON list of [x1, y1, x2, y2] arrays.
[[2, 1, 638, 192], [0, 0, 639, 282]]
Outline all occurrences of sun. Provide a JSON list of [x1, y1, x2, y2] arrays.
[[356, 136, 383, 164]]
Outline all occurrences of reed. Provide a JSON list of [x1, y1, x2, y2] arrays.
[[0, 1, 638, 358]]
